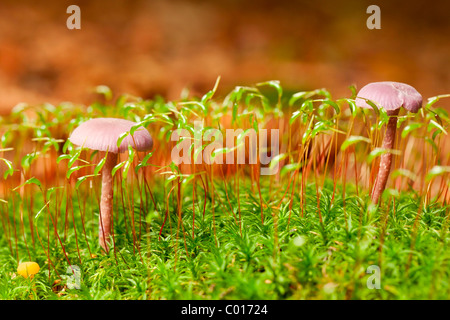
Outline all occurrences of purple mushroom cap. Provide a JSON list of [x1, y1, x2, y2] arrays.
[[69, 118, 153, 153], [355, 81, 423, 113]]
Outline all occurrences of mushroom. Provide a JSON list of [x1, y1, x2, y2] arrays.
[[69, 118, 153, 252], [355, 81, 422, 204], [17, 261, 40, 279]]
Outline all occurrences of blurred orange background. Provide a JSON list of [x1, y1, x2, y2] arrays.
[[0, 0, 449, 114]]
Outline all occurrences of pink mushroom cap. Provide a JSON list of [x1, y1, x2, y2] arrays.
[[69, 118, 153, 153], [355, 81, 423, 113]]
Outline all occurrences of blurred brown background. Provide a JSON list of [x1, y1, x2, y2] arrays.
[[0, 0, 449, 114]]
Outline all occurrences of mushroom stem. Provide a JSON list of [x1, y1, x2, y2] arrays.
[[371, 109, 399, 204], [99, 151, 118, 252]]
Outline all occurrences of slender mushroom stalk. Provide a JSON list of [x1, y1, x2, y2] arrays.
[[99, 151, 118, 252], [69, 118, 153, 252], [356, 81, 422, 204], [371, 109, 399, 204]]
